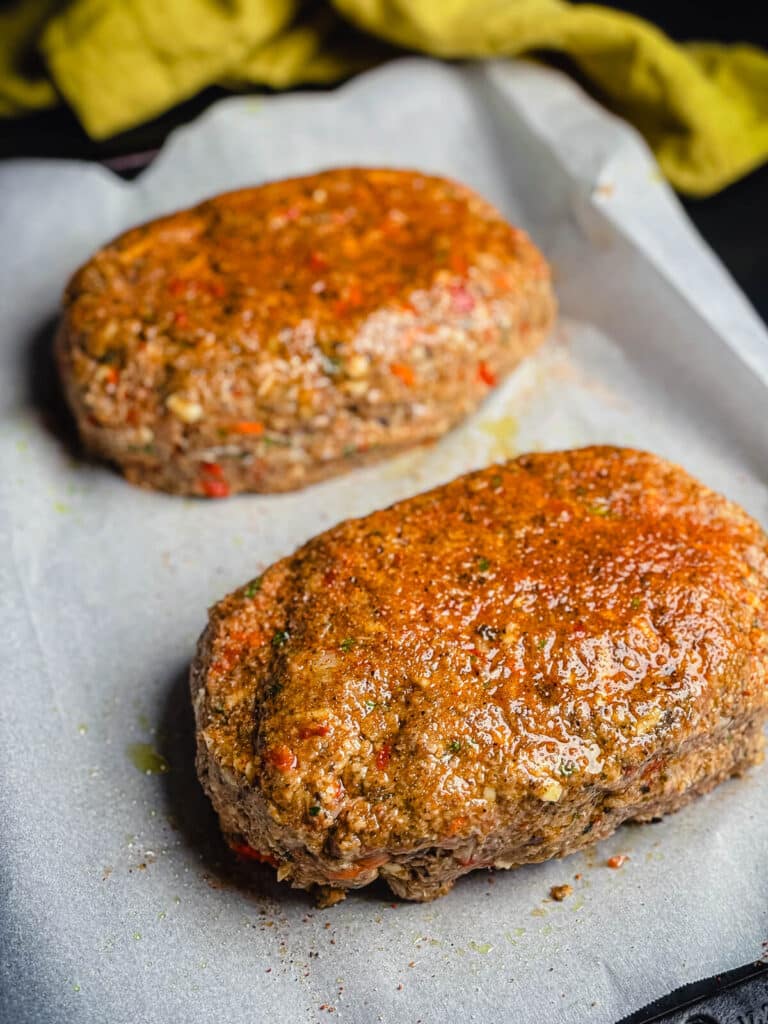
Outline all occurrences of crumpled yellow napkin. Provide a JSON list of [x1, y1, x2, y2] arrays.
[[2, 0, 767, 197]]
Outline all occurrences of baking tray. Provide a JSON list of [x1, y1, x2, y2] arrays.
[[1, 57, 767, 1024]]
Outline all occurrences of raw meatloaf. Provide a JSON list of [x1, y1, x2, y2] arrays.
[[56, 168, 554, 496], [191, 446, 768, 902]]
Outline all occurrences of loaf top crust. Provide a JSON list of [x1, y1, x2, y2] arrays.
[[57, 168, 553, 495], [193, 447, 768, 860]]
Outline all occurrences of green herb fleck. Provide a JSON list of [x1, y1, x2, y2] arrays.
[[340, 637, 356, 652], [364, 700, 378, 712], [127, 743, 169, 775], [320, 354, 342, 376], [272, 630, 290, 649], [308, 805, 321, 816], [447, 740, 462, 754], [244, 577, 263, 598], [477, 557, 490, 573], [469, 941, 493, 954], [537, 637, 548, 649], [559, 759, 577, 777], [490, 474, 503, 488], [630, 596, 641, 609], [589, 503, 612, 517], [263, 435, 292, 447], [343, 444, 357, 457]]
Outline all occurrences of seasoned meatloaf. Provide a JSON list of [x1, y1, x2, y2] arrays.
[[56, 168, 554, 496], [191, 447, 768, 902]]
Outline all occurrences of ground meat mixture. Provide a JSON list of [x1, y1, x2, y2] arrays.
[[56, 168, 555, 495], [191, 446, 768, 902]]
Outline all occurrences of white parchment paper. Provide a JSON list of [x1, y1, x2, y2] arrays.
[[1, 58, 767, 1024]]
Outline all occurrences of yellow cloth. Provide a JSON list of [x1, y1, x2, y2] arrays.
[[1, 0, 767, 197]]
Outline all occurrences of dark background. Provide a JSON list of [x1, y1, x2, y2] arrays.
[[2, 1, 766, 323]]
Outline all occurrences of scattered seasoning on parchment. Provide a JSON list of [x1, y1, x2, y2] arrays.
[[550, 884, 574, 902]]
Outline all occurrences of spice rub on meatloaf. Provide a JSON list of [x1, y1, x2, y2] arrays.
[[56, 168, 555, 497], [191, 447, 768, 903]]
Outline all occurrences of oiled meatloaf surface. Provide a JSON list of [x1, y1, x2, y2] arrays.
[[56, 168, 554, 496], [191, 447, 768, 902]]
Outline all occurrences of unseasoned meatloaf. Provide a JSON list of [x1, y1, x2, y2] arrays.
[[56, 168, 555, 496], [191, 447, 768, 902]]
